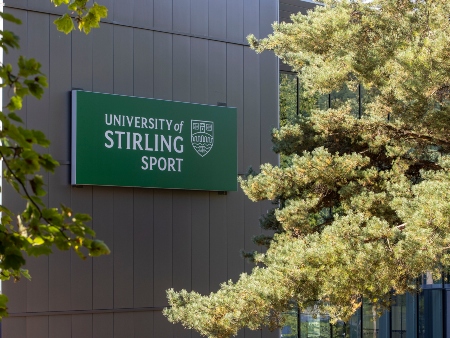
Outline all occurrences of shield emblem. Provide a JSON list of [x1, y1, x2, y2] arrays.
[[191, 120, 214, 157]]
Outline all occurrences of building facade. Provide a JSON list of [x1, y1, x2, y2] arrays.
[[2, 1, 279, 337]]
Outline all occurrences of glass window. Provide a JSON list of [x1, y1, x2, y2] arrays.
[[418, 289, 443, 338], [362, 301, 380, 338], [391, 294, 407, 338]]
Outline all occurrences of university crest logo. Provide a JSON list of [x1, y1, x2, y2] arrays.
[[191, 120, 214, 157]]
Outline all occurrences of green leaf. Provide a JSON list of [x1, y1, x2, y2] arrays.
[[53, 13, 74, 34], [8, 112, 23, 123], [0, 13, 22, 24], [51, 0, 70, 6], [88, 240, 111, 257]]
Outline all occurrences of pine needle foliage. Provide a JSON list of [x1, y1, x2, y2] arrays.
[[165, 1, 450, 336]]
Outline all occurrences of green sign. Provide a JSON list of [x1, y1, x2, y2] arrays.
[[72, 91, 237, 191]]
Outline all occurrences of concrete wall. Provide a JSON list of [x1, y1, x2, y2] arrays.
[[1, 1, 279, 337]]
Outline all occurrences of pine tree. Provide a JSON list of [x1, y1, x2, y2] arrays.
[[165, 1, 450, 336]]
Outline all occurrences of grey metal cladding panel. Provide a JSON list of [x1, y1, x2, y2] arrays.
[[114, 313, 134, 338], [27, 317, 49, 338], [226, 190, 245, 283], [134, 0, 154, 28], [113, 26, 134, 96], [113, 187, 134, 309], [133, 188, 155, 308], [243, 198, 262, 274], [72, 315, 93, 338], [114, 0, 133, 25], [154, 0, 172, 31], [71, 186, 94, 310], [154, 311, 174, 337], [27, 12, 49, 142], [11, 0, 27, 8], [207, 40, 226, 105], [48, 166, 71, 311], [174, 322, 193, 338], [209, 194, 227, 292], [172, 191, 192, 293], [2, 317, 26, 338], [191, 191, 210, 295], [153, 32, 173, 100], [209, 0, 226, 40], [72, 29, 93, 91], [91, 32, 114, 309], [153, 189, 173, 306], [93, 313, 114, 338], [93, 23, 114, 94], [49, 316, 71, 338], [173, 35, 191, 103], [246, 327, 263, 338], [190, 38, 208, 105], [260, 0, 278, 38], [28, 0, 65, 14], [92, 188, 114, 310], [48, 15, 71, 162], [2, 278, 27, 314], [26, 13, 51, 312], [226, 44, 244, 174], [243, 47, 261, 169], [260, 51, 279, 165], [173, 0, 190, 33], [4, 9, 27, 108], [227, 0, 244, 42], [172, 190, 192, 338], [134, 312, 154, 337], [244, 0, 260, 39], [191, 0, 208, 37], [71, 22, 95, 311], [262, 328, 281, 338], [133, 29, 154, 98]]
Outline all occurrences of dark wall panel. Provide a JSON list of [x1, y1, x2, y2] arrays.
[[190, 38, 208, 105], [133, 29, 154, 98], [2, 317, 26, 338], [113, 26, 134, 96], [134, 312, 154, 337], [172, 192, 192, 292], [48, 166, 71, 311], [114, 313, 134, 338], [49, 316, 71, 338], [244, 0, 260, 39], [93, 23, 114, 94], [208, 40, 226, 105], [27, 317, 49, 338], [25, 12, 50, 314], [154, 32, 173, 100], [227, 0, 244, 42], [114, 0, 133, 25], [92, 187, 114, 310], [191, 191, 210, 295], [71, 22, 95, 312], [173, 35, 191, 102], [173, 0, 190, 33], [133, 0, 153, 28], [209, 0, 226, 39], [153, 189, 173, 306], [113, 188, 134, 309], [72, 315, 93, 338], [93, 313, 114, 337], [226, 44, 244, 174], [133, 188, 155, 308], [49, 16, 71, 162], [191, 0, 208, 36], [154, 0, 172, 31]]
